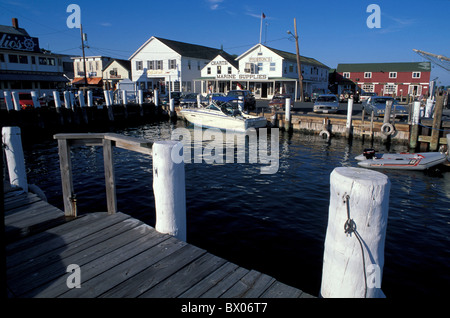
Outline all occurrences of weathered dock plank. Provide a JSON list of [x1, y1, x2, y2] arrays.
[[5, 189, 313, 298]]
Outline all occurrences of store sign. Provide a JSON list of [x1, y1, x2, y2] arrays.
[[238, 74, 267, 80], [249, 57, 272, 63], [211, 60, 228, 66], [0, 33, 40, 52]]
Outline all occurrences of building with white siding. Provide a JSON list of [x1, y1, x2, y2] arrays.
[[129, 36, 225, 94]]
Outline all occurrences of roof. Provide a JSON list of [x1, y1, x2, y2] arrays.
[[0, 25, 29, 36], [217, 53, 239, 69], [129, 36, 227, 60], [337, 62, 431, 73], [236, 44, 329, 69], [103, 59, 131, 71]]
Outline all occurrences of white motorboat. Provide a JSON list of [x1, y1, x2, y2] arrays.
[[355, 148, 447, 170], [180, 100, 267, 132]]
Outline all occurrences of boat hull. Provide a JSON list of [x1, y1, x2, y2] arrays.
[[181, 109, 267, 132], [356, 152, 447, 170]]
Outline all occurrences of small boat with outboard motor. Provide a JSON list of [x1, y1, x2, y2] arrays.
[[355, 148, 448, 170], [180, 99, 267, 132]]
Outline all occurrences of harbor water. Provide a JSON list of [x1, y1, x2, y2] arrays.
[[20, 120, 450, 298]]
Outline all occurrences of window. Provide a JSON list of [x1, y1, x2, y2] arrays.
[[270, 62, 276, 72], [228, 67, 232, 74], [188, 60, 191, 70], [384, 84, 397, 95], [412, 72, 421, 78], [31, 56, 35, 64], [258, 63, 263, 72], [19, 55, 28, 64], [389, 72, 397, 78], [198, 61, 201, 70], [0, 54, 4, 62], [217, 66, 221, 74], [343, 72, 350, 78], [156, 60, 162, 70], [207, 67, 211, 75], [9, 54, 18, 63], [364, 72, 372, 78], [136, 61, 143, 70], [289, 64, 294, 73], [362, 84, 375, 93], [169, 59, 177, 69], [147, 60, 154, 70]]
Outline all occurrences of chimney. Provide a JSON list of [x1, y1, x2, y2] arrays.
[[12, 18, 19, 29]]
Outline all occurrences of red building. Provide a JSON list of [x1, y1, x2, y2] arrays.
[[335, 62, 431, 99]]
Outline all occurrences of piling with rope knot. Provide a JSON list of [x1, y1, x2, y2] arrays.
[[320, 167, 390, 298]]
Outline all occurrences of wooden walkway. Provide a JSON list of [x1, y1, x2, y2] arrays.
[[4, 186, 314, 298]]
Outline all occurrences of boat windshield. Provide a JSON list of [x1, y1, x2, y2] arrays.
[[208, 101, 241, 116]]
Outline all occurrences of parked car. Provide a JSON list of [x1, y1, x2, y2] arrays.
[[180, 93, 201, 107], [359, 92, 377, 104], [311, 89, 326, 102], [226, 90, 256, 110], [268, 93, 293, 111], [160, 91, 183, 106], [313, 94, 339, 114], [362, 96, 408, 117]]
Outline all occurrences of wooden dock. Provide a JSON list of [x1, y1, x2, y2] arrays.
[[4, 186, 313, 298]]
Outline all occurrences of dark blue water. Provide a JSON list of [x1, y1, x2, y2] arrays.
[[21, 121, 450, 298]]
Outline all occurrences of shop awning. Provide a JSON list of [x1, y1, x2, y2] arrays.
[[72, 77, 103, 85]]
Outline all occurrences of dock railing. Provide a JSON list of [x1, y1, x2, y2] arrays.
[[54, 132, 186, 241], [54, 133, 153, 218]]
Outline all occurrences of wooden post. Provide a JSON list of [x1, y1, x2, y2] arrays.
[[2, 126, 28, 192], [384, 100, 393, 124], [11, 91, 21, 111], [57, 138, 76, 217], [345, 97, 353, 138], [87, 90, 93, 107], [31, 91, 40, 108], [430, 93, 444, 151], [63, 91, 71, 109], [284, 97, 291, 132], [321, 167, 390, 298], [53, 91, 62, 109], [78, 90, 86, 107], [103, 138, 117, 214], [138, 89, 144, 105], [152, 141, 186, 241], [169, 98, 176, 118], [122, 90, 128, 105], [3, 91, 14, 111], [104, 90, 111, 107], [154, 89, 159, 107], [409, 101, 421, 149]]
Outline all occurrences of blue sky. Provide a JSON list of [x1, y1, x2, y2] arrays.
[[1, 0, 449, 85]]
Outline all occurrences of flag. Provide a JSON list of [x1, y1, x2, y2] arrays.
[[262, 13, 266, 19]]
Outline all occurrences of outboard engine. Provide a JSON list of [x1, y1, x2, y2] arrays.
[[363, 148, 376, 159]]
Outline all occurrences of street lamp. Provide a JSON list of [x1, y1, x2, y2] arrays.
[[287, 18, 303, 102]]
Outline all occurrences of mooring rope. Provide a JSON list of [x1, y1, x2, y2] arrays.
[[343, 194, 368, 298], [418, 122, 450, 132]]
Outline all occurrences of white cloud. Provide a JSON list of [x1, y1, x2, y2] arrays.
[[206, 0, 224, 10]]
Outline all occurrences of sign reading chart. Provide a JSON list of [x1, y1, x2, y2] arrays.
[[0, 33, 40, 52]]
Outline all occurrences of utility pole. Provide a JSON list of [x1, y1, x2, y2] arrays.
[[80, 24, 88, 90], [294, 18, 303, 102]]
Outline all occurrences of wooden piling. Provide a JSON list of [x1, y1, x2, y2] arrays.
[[345, 98, 353, 139], [152, 140, 186, 241], [2, 126, 28, 192], [321, 167, 390, 298], [430, 93, 445, 151], [409, 101, 421, 149], [284, 97, 292, 132]]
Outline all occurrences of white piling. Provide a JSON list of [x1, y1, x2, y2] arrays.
[[152, 140, 186, 241], [122, 90, 127, 105], [4, 91, 14, 111], [285, 97, 291, 131], [53, 91, 62, 109], [78, 90, 85, 107], [197, 94, 201, 108], [345, 98, 353, 138], [238, 96, 244, 113], [31, 91, 40, 108], [2, 126, 28, 192], [11, 91, 21, 111], [63, 91, 71, 109], [321, 167, 390, 298], [169, 98, 175, 117], [87, 90, 93, 107], [138, 89, 143, 105], [104, 90, 111, 107], [154, 89, 159, 107], [70, 92, 75, 109]]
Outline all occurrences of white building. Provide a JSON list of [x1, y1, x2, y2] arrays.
[[129, 36, 225, 94], [197, 53, 240, 94], [71, 55, 112, 87], [102, 59, 131, 90], [0, 18, 73, 96], [197, 43, 329, 100]]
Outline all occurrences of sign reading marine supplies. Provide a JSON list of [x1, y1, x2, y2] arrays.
[[0, 33, 40, 52]]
